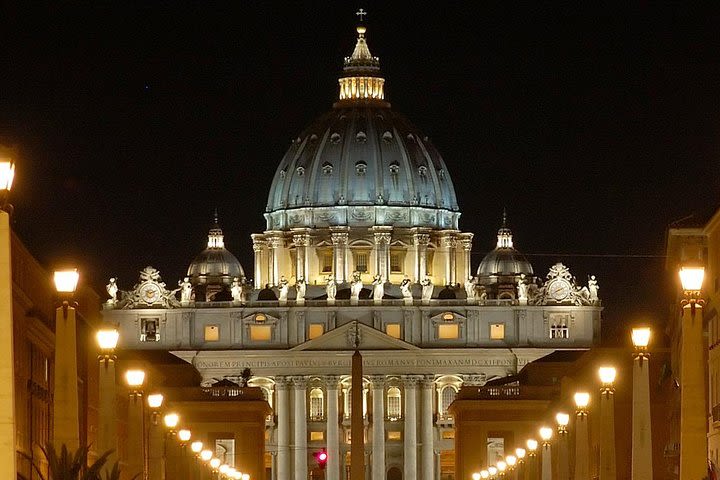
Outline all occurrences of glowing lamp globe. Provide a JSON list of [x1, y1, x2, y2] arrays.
[[515, 447, 526, 459], [178, 429, 191, 442], [147, 393, 164, 409], [480, 471, 489, 479], [574, 392, 590, 409], [497, 461, 506, 472], [200, 449, 213, 461], [526, 439, 538, 451], [539, 427, 553, 441], [54, 269, 80, 293], [125, 370, 146, 387], [191, 441, 203, 453], [488, 466, 497, 475], [680, 266, 705, 291], [0, 160, 15, 191], [234, 473, 243, 480], [472, 473, 481, 480], [632, 327, 651, 348], [96, 328, 119, 350], [241, 474, 250, 480], [599, 366, 617, 385], [210, 458, 221, 469], [556, 412, 570, 427], [163, 413, 179, 429], [219, 465, 229, 474]]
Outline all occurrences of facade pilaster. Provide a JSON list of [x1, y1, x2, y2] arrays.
[[372, 227, 392, 281], [275, 377, 290, 480], [421, 375, 435, 480], [330, 228, 349, 283], [413, 231, 430, 282], [370, 375, 386, 480], [292, 231, 310, 281], [403, 376, 421, 480], [325, 375, 341, 480], [291, 376, 309, 480]]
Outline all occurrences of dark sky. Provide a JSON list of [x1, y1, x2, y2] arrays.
[[3, 2, 720, 344]]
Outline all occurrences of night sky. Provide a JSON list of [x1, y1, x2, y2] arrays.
[[3, 2, 720, 344]]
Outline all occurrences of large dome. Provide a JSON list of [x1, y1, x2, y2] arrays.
[[264, 25, 460, 232]]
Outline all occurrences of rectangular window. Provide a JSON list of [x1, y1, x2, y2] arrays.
[[390, 252, 403, 273], [487, 437, 505, 465], [321, 251, 333, 273], [385, 323, 401, 339], [310, 431, 324, 441], [438, 324, 459, 339], [426, 250, 435, 275], [355, 251, 369, 273], [140, 318, 160, 342], [215, 438, 235, 467], [442, 430, 455, 440], [250, 325, 272, 341], [490, 323, 505, 340], [204, 325, 220, 342], [387, 431, 402, 441], [308, 324, 324, 340], [549, 313, 570, 339]]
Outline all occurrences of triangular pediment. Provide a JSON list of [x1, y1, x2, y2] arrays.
[[291, 321, 420, 352]]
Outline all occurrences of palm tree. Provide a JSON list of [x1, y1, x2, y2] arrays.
[[18, 444, 136, 480]]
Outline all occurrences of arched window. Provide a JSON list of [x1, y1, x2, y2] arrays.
[[440, 385, 457, 417], [310, 388, 324, 420], [387, 387, 402, 420], [344, 386, 368, 419]]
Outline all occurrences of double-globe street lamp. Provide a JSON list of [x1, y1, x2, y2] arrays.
[[97, 325, 120, 474], [125, 369, 146, 479]]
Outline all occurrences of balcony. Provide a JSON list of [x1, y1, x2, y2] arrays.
[[456, 385, 561, 401]]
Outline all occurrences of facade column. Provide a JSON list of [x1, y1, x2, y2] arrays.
[[292, 376, 309, 480], [0, 207, 17, 480], [292, 231, 310, 281], [574, 406, 589, 480], [267, 235, 283, 286], [541, 441, 552, 480], [403, 376, 419, 480], [148, 412, 164, 480], [98, 358, 118, 473], [632, 350, 652, 480], [421, 376, 434, 480], [52, 302, 80, 451], [370, 375, 386, 480], [331, 229, 349, 283], [373, 227, 392, 281], [276, 377, 290, 480], [440, 233, 456, 286], [126, 393, 145, 480], [413, 232, 430, 282], [252, 235, 267, 289], [326, 376, 341, 480], [458, 234, 473, 283], [599, 380, 616, 480]]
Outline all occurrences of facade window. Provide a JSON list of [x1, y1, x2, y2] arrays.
[[442, 430, 455, 439], [204, 325, 220, 342], [215, 438, 235, 467], [387, 386, 402, 420], [321, 251, 333, 273], [355, 251, 369, 273], [490, 323, 505, 340], [310, 431, 324, 441], [344, 387, 368, 419], [390, 251, 403, 273], [140, 318, 160, 342], [438, 324, 459, 339], [310, 388, 324, 420], [385, 323, 401, 339], [308, 324, 324, 340], [388, 431, 401, 441], [550, 323, 569, 339], [250, 325, 272, 341], [440, 386, 457, 416], [426, 250, 434, 275], [487, 437, 505, 465]]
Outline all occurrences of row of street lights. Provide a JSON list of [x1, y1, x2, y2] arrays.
[[471, 326, 653, 480]]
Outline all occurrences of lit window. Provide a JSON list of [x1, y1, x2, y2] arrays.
[[442, 312, 454, 321], [250, 325, 272, 341], [255, 313, 267, 322], [355, 252, 369, 273], [549, 313, 570, 339], [344, 387, 368, 419], [308, 324, 324, 340], [140, 318, 160, 342], [310, 388, 324, 420], [490, 323, 505, 340], [390, 252, 403, 273], [204, 325, 219, 342], [387, 387, 402, 420], [388, 431, 401, 441], [310, 431, 324, 441], [426, 250, 434, 275], [438, 324, 459, 339], [321, 251, 333, 273], [440, 386, 457, 416], [442, 430, 455, 439], [385, 324, 401, 339]]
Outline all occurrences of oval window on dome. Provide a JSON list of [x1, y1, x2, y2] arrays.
[[356, 131, 367, 143], [330, 133, 341, 144], [389, 163, 400, 174], [418, 166, 428, 177]]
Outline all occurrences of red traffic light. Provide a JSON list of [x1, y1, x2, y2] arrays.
[[314, 449, 328, 468]]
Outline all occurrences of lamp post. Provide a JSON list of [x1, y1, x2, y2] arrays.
[[96, 327, 119, 472], [526, 439, 538, 480], [125, 369, 146, 479], [506, 455, 517, 480], [0, 151, 17, 479], [630, 327, 652, 480], [163, 412, 180, 479], [147, 393, 165, 480], [555, 413, 569, 480], [178, 429, 192, 479], [573, 392, 590, 480], [539, 427, 553, 480], [52, 269, 81, 451], [515, 448, 526, 480], [679, 265, 707, 480], [191, 441, 203, 480], [480, 471, 489, 479], [497, 461, 507, 478], [489, 466, 498, 480], [598, 367, 616, 480], [473, 472, 481, 480]]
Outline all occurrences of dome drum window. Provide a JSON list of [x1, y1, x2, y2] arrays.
[[389, 163, 400, 174]]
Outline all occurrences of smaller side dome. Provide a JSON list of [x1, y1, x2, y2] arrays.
[[187, 214, 245, 287], [477, 213, 534, 278]]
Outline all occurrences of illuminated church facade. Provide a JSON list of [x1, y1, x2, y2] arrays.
[[102, 19, 602, 480]]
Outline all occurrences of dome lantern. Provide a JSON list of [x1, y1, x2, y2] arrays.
[[338, 14, 385, 103]]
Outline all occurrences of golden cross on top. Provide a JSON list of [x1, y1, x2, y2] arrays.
[[356, 8, 367, 22]]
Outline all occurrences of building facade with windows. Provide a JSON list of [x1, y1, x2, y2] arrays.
[[101, 21, 602, 480]]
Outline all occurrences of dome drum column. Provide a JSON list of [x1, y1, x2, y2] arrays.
[[252, 236, 267, 289], [292, 231, 310, 281], [372, 227, 392, 282], [458, 234, 474, 283], [412, 231, 431, 282], [440, 233, 458, 286], [267, 235, 283, 286], [330, 228, 349, 283]]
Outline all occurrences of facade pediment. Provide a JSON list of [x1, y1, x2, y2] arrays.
[[290, 321, 419, 352]]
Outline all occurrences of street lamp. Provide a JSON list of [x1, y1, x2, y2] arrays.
[[146, 392, 164, 480], [506, 455, 517, 479], [52, 268, 81, 452], [574, 392, 590, 480], [178, 429, 192, 444], [0, 150, 17, 480], [598, 366, 617, 480], [526, 439, 538, 480], [124, 369, 146, 479], [191, 441, 203, 455], [480, 471, 489, 479], [556, 413, 570, 480], [539, 427, 553, 480], [164, 412, 180, 434], [630, 326, 653, 480], [201, 449, 213, 461], [488, 466, 498, 479], [96, 325, 119, 474], [473, 473, 481, 480], [679, 264, 707, 480], [497, 461, 507, 477]]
